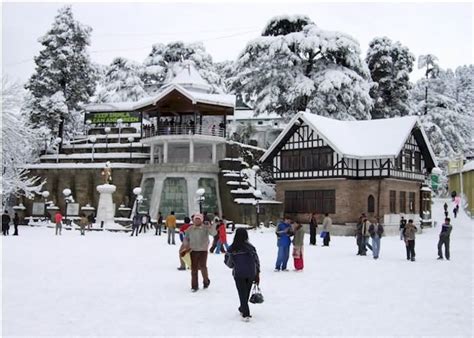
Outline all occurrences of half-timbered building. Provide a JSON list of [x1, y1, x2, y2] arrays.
[[260, 112, 437, 225]]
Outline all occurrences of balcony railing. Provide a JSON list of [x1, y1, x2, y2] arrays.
[[143, 126, 226, 138]]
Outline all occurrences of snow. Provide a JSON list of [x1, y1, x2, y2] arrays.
[[39, 152, 149, 160], [227, 109, 282, 121], [24, 163, 145, 169], [462, 160, 474, 173], [262, 111, 437, 162], [2, 198, 471, 336]]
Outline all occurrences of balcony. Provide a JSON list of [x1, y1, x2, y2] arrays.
[[142, 125, 226, 139]]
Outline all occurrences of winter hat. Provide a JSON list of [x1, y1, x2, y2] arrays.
[[193, 213, 204, 222]]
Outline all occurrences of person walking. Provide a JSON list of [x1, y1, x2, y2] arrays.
[[209, 212, 222, 253], [79, 213, 88, 236], [453, 205, 459, 218], [215, 219, 229, 254], [13, 212, 20, 236], [177, 217, 192, 271], [437, 217, 453, 260], [224, 228, 260, 321], [55, 211, 63, 236], [292, 221, 305, 271], [322, 213, 332, 247], [369, 217, 384, 259], [156, 212, 163, 236], [355, 216, 364, 255], [131, 213, 141, 236], [399, 216, 407, 241], [2, 210, 11, 236], [87, 213, 94, 231], [180, 213, 217, 292], [274, 216, 293, 271], [309, 213, 318, 245], [443, 203, 449, 218], [166, 211, 177, 245], [404, 219, 417, 261]]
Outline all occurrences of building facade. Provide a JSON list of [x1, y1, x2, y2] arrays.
[[260, 112, 437, 225]]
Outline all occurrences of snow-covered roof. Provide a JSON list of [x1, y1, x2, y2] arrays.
[[261, 111, 438, 162], [167, 63, 213, 93], [462, 160, 474, 173], [85, 84, 235, 112]]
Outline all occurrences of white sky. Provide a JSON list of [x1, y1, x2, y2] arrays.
[[2, 1, 473, 84]]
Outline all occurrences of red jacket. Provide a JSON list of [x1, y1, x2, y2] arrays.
[[55, 213, 63, 224], [218, 222, 227, 243], [180, 223, 191, 234]]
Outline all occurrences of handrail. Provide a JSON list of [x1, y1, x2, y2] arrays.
[[142, 126, 226, 138]]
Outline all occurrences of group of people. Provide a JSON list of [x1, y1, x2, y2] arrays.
[[356, 215, 385, 259], [275, 213, 333, 272], [143, 118, 226, 137], [2, 210, 20, 236]]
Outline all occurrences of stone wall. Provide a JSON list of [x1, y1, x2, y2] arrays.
[[276, 178, 422, 224]]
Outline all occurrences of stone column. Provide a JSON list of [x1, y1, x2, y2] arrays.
[[212, 143, 217, 164], [150, 144, 155, 164], [189, 140, 194, 163], [163, 140, 168, 163], [96, 184, 120, 229]]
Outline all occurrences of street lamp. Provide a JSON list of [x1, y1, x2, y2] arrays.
[[117, 118, 123, 144], [128, 136, 134, 163], [252, 164, 260, 190], [196, 188, 205, 214], [85, 119, 92, 135], [41, 191, 50, 220], [133, 187, 142, 216], [55, 137, 62, 163], [254, 189, 262, 228], [89, 136, 97, 162], [63, 188, 72, 226], [104, 126, 111, 153]]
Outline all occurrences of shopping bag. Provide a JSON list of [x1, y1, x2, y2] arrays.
[[182, 252, 191, 268], [320, 231, 327, 238]]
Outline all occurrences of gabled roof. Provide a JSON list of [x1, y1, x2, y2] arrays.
[[167, 63, 213, 93], [260, 112, 437, 167]]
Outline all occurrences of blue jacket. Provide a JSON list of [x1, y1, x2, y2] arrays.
[[276, 221, 292, 247]]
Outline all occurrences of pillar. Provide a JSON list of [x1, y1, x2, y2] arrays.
[[163, 140, 168, 164], [190, 140, 194, 163], [212, 143, 217, 164]]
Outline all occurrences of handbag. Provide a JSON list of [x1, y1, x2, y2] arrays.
[[249, 283, 264, 304]]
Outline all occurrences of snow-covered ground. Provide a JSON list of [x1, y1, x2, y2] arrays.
[[2, 199, 472, 337]]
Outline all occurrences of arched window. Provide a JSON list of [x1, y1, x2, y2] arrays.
[[368, 195, 375, 213]]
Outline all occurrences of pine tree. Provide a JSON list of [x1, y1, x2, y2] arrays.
[[230, 15, 372, 120], [25, 5, 96, 141], [142, 41, 224, 94], [366, 37, 415, 119], [94, 57, 147, 103], [2, 77, 45, 205]]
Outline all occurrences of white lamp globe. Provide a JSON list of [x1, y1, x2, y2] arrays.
[[253, 189, 262, 199], [89, 136, 97, 143], [196, 188, 205, 196], [63, 188, 72, 197], [133, 187, 142, 195], [128, 136, 134, 143], [104, 127, 111, 133], [42, 191, 50, 198]]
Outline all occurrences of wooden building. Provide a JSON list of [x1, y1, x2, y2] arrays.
[[260, 112, 437, 225]]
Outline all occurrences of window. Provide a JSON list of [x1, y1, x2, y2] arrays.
[[404, 150, 412, 171], [414, 152, 422, 172], [389, 190, 396, 213], [280, 147, 334, 172], [159, 177, 188, 219], [399, 191, 406, 213], [284, 190, 335, 214], [409, 192, 416, 213], [368, 195, 375, 213], [257, 121, 263, 125], [395, 153, 403, 170]]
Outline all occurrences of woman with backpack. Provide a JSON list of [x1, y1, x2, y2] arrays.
[[224, 228, 260, 321]]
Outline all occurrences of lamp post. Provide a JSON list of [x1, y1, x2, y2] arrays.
[[55, 137, 62, 163], [252, 164, 260, 190], [128, 136, 134, 163], [196, 188, 205, 214], [254, 189, 262, 228], [85, 119, 92, 136], [42, 191, 50, 220], [89, 136, 97, 162], [104, 126, 111, 153], [63, 188, 72, 226], [133, 187, 142, 216], [117, 118, 123, 144]]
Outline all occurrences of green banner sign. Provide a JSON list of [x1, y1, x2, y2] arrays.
[[85, 112, 141, 124], [431, 174, 439, 191]]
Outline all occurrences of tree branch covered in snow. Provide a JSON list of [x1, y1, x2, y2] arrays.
[[2, 77, 45, 205]]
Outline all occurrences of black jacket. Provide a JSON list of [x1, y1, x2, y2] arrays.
[[225, 242, 260, 279]]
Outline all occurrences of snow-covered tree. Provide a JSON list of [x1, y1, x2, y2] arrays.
[[25, 5, 96, 140], [366, 37, 414, 119], [2, 78, 45, 206], [94, 57, 148, 103], [142, 41, 224, 93], [411, 67, 472, 162], [230, 15, 373, 120]]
